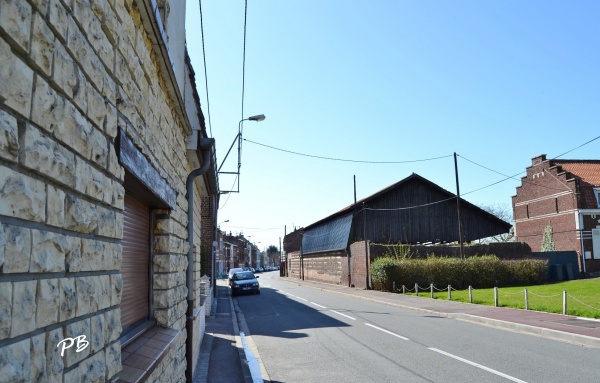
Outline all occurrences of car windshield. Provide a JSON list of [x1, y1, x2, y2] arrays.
[[234, 272, 255, 280]]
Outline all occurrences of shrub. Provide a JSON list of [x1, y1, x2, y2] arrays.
[[371, 257, 400, 291], [371, 255, 548, 290]]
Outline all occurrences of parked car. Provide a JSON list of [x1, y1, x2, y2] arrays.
[[228, 268, 244, 281], [229, 271, 260, 296], [255, 266, 263, 273]]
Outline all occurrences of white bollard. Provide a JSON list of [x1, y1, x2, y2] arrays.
[[525, 288, 529, 311], [430, 283, 434, 298], [415, 283, 419, 297], [448, 285, 452, 301], [469, 285, 473, 304], [563, 290, 567, 315]]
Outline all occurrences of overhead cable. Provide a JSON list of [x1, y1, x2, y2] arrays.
[[243, 138, 453, 164], [198, 0, 212, 136], [460, 134, 600, 196], [365, 197, 457, 211]]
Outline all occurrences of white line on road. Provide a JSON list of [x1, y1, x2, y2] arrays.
[[240, 331, 264, 383], [429, 348, 528, 383], [330, 310, 357, 320], [310, 302, 327, 308], [295, 296, 308, 302], [365, 323, 410, 340]]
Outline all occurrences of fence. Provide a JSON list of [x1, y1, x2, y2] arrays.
[[392, 281, 600, 318]]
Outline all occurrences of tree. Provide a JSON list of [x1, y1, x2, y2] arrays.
[[477, 203, 515, 243], [541, 224, 556, 252], [267, 245, 280, 264]]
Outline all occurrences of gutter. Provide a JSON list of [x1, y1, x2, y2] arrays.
[[186, 137, 215, 383]]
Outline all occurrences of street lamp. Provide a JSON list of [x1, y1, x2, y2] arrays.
[[218, 114, 266, 194], [218, 219, 229, 226]]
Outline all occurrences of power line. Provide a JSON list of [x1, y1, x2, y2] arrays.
[[219, 174, 238, 209], [458, 155, 568, 195], [366, 197, 457, 211], [551, 134, 600, 160], [243, 138, 453, 164], [241, 0, 248, 121], [461, 134, 600, 196], [221, 225, 284, 231], [198, 0, 212, 137]]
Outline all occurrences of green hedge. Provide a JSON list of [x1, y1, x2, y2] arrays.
[[371, 255, 548, 291]]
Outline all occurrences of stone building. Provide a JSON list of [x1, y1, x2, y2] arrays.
[[0, 0, 217, 382]]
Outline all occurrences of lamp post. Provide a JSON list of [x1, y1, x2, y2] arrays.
[[218, 114, 265, 194]]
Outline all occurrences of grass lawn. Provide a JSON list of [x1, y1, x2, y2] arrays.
[[401, 277, 600, 319]]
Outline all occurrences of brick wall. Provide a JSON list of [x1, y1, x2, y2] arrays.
[[302, 251, 345, 285], [200, 195, 214, 278], [350, 241, 370, 289], [511, 155, 598, 273]]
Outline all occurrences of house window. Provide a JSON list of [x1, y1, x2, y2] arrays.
[[121, 191, 152, 337], [594, 188, 600, 208], [592, 228, 600, 260]]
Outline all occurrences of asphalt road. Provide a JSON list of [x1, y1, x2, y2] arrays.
[[233, 272, 600, 383]]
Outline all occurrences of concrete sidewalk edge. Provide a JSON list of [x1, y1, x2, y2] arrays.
[[228, 288, 255, 383], [279, 278, 600, 349], [234, 299, 272, 382], [453, 313, 600, 348]]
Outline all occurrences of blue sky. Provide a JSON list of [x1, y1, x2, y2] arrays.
[[185, 1, 600, 251]]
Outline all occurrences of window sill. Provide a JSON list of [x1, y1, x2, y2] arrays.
[[117, 326, 179, 383]]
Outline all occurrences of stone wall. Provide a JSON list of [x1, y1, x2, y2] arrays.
[[0, 0, 209, 382]]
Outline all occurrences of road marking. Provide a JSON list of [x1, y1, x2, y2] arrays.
[[330, 310, 356, 320], [295, 296, 308, 302], [429, 348, 528, 383], [365, 323, 409, 340], [240, 331, 264, 383], [310, 302, 327, 309]]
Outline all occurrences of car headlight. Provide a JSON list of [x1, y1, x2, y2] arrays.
[[252, 283, 259, 287]]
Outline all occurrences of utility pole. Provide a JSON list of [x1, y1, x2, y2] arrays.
[[363, 203, 369, 289], [300, 235, 304, 280], [454, 152, 464, 259]]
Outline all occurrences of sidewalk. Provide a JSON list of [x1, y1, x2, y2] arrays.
[[194, 279, 254, 383], [196, 276, 600, 382]]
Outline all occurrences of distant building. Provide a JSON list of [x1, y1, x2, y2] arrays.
[[512, 154, 600, 274]]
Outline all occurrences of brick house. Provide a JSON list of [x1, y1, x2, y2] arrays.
[[512, 154, 600, 274], [222, 233, 250, 269], [0, 1, 218, 382]]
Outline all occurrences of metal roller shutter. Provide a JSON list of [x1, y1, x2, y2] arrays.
[[121, 192, 150, 330]]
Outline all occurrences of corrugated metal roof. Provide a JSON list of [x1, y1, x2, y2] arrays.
[[302, 213, 353, 254]]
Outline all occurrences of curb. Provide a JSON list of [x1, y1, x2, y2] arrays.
[[234, 299, 272, 382], [453, 313, 600, 348], [229, 291, 255, 383]]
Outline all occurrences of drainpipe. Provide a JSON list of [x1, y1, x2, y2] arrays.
[[579, 211, 587, 274], [186, 137, 215, 383]]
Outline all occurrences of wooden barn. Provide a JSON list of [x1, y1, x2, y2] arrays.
[[284, 173, 512, 287]]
